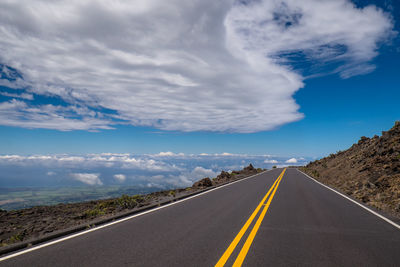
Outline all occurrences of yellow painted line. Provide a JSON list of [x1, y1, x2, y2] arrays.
[[215, 169, 285, 267], [232, 168, 286, 267]]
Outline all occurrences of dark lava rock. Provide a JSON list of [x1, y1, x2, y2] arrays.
[[243, 164, 255, 172], [217, 171, 231, 180], [192, 177, 213, 188]]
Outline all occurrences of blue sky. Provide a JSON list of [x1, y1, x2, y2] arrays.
[[0, 0, 399, 188], [2, 41, 399, 157]]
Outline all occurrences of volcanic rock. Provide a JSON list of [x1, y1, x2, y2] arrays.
[[192, 177, 213, 188], [301, 121, 400, 218]]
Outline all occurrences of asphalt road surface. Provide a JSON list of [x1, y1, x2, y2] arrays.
[[2, 168, 400, 266]]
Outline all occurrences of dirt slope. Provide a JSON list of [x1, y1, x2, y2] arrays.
[[301, 121, 400, 218]]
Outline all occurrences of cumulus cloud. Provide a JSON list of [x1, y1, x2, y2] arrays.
[[0, 0, 393, 132], [160, 166, 219, 188], [190, 166, 218, 179], [285, 158, 298, 164], [70, 173, 102, 186], [154, 152, 185, 157], [264, 159, 278, 164], [113, 174, 126, 182]]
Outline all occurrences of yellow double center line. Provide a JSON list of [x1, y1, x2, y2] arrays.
[[215, 168, 286, 267]]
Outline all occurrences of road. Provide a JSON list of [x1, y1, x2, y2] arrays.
[[1, 168, 400, 266]]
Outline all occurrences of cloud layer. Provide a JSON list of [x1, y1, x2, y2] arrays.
[[71, 173, 102, 186], [0, 153, 308, 187], [0, 0, 393, 132]]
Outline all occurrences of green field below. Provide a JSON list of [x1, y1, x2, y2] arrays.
[[0, 186, 161, 210]]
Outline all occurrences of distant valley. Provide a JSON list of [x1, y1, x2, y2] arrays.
[[0, 186, 161, 211]]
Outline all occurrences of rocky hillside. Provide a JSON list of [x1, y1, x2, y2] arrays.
[[301, 121, 400, 218]]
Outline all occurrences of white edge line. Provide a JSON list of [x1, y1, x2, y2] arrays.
[[0, 170, 272, 262], [297, 169, 400, 231]]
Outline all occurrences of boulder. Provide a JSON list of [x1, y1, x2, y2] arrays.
[[192, 177, 213, 188], [217, 171, 231, 180], [241, 164, 257, 174], [243, 164, 255, 171]]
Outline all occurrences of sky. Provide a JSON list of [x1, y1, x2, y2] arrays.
[[0, 0, 399, 188]]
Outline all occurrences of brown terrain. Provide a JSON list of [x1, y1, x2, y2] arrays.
[[0, 164, 262, 249], [301, 121, 400, 219]]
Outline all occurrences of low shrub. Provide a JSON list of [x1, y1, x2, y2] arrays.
[[117, 194, 143, 209]]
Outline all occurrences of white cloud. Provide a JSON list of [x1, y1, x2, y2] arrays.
[[0, 99, 113, 131], [0, 155, 24, 161], [0, 153, 178, 172], [154, 152, 185, 157], [168, 175, 193, 188], [145, 182, 164, 189], [151, 175, 164, 180], [264, 159, 278, 164], [213, 152, 249, 157], [214, 152, 234, 157], [159, 166, 218, 188], [113, 174, 126, 182], [70, 173, 102, 186], [0, 91, 33, 100], [0, 0, 392, 133], [190, 166, 218, 179], [58, 156, 85, 162], [285, 158, 298, 164], [226, 0, 394, 78]]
